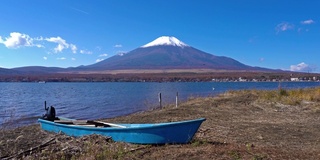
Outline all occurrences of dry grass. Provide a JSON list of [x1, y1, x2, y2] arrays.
[[227, 87, 320, 105]]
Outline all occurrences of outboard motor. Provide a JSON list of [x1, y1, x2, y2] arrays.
[[42, 101, 56, 121]]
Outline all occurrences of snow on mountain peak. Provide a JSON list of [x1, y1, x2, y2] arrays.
[[141, 36, 189, 48]]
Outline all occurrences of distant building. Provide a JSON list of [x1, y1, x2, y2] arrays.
[[239, 77, 247, 82], [290, 78, 299, 81]]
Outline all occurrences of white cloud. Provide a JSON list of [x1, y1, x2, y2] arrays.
[[290, 62, 311, 72], [70, 44, 77, 53], [0, 32, 83, 56], [95, 46, 102, 51], [114, 44, 122, 48], [117, 51, 127, 56], [56, 57, 66, 60], [96, 59, 104, 62], [45, 36, 77, 53], [99, 53, 108, 57], [301, 19, 315, 25], [71, 57, 76, 61], [0, 32, 43, 49], [43, 56, 48, 60], [275, 22, 294, 33], [80, 50, 93, 54]]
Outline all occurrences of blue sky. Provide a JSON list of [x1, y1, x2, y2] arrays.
[[0, 0, 319, 72]]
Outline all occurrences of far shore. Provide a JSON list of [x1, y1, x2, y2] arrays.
[[1, 69, 320, 82]]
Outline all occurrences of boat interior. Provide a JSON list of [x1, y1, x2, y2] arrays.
[[53, 119, 126, 128]]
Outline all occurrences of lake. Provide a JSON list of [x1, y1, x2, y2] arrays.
[[1, 82, 319, 127]]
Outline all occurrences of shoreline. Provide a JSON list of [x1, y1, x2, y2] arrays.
[[1, 87, 320, 159]]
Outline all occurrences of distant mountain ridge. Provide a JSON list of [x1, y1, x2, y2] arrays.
[[13, 66, 66, 74], [0, 67, 23, 75], [5, 36, 277, 74]]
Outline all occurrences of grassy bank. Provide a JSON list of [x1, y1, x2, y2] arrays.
[[1, 87, 320, 159], [228, 87, 320, 105]]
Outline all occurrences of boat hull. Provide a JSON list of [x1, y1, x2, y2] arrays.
[[38, 117, 205, 144]]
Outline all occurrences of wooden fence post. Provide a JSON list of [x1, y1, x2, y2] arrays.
[[159, 92, 162, 108], [176, 92, 178, 108]]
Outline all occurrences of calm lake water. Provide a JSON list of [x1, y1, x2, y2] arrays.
[[1, 82, 319, 127]]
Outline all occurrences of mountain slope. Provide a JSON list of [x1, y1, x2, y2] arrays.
[[86, 36, 268, 71], [87, 45, 254, 70]]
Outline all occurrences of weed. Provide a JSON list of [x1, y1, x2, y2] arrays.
[[253, 154, 268, 160], [245, 143, 268, 160], [229, 150, 241, 160], [279, 89, 288, 96], [191, 139, 206, 147]]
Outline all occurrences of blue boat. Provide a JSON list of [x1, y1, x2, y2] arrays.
[[38, 117, 206, 144]]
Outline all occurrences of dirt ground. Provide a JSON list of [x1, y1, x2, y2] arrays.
[[1, 90, 320, 159]]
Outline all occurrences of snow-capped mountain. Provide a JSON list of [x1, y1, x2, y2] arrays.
[[141, 36, 188, 48], [85, 36, 271, 71]]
